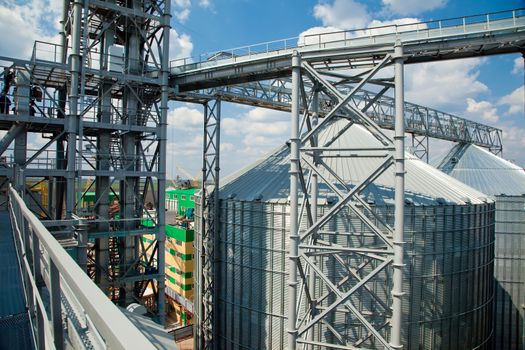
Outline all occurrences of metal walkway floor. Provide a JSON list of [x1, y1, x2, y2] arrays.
[[0, 211, 34, 350]]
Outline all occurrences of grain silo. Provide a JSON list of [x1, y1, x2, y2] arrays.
[[436, 143, 525, 350], [196, 120, 495, 349]]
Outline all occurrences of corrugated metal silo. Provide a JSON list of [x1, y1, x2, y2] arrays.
[[436, 143, 525, 350], [196, 121, 495, 349]]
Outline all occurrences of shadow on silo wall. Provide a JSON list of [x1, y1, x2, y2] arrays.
[[493, 280, 524, 349]]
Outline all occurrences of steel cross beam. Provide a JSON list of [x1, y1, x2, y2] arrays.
[[286, 47, 405, 349], [196, 98, 221, 350], [0, 0, 171, 321], [174, 79, 503, 157], [170, 8, 525, 91]]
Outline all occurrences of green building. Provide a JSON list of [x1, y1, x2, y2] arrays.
[[165, 188, 197, 216], [78, 191, 118, 210]]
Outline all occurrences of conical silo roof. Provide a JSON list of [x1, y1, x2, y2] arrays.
[[434, 143, 525, 196], [221, 119, 489, 205]]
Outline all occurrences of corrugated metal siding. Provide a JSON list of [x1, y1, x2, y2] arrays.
[[434, 143, 525, 196], [220, 122, 489, 205], [436, 145, 525, 350], [203, 200, 494, 349], [493, 195, 525, 350]]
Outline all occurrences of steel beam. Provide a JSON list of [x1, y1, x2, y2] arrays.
[[288, 51, 301, 350], [390, 42, 405, 350], [198, 98, 221, 350]]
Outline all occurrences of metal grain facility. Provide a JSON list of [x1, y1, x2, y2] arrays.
[[436, 143, 525, 350], [195, 120, 495, 349]]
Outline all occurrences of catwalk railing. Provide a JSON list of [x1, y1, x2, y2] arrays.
[[7, 184, 156, 350], [178, 82, 503, 153], [170, 8, 525, 73]]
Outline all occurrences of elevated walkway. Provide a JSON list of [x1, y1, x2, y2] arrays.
[[0, 211, 33, 349]]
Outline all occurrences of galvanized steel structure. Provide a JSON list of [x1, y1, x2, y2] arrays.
[[172, 9, 525, 350], [437, 144, 525, 350], [0, 0, 171, 323], [170, 10, 525, 349], [197, 122, 496, 349]]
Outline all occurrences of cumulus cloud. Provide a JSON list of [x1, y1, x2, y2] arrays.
[[313, 0, 369, 30], [465, 98, 499, 123], [405, 58, 488, 111], [381, 0, 447, 16], [498, 85, 524, 116], [512, 57, 523, 75], [367, 17, 425, 35], [169, 29, 194, 60], [499, 123, 525, 165], [173, 0, 213, 24], [199, 0, 211, 8], [0, 0, 61, 59], [222, 107, 290, 158], [175, 8, 191, 23], [168, 105, 203, 131]]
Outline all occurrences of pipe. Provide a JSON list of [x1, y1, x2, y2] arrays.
[[288, 50, 301, 350], [0, 124, 25, 156], [390, 42, 406, 349], [157, 0, 172, 326], [67, 0, 82, 219], [307, 88, 319, 349]]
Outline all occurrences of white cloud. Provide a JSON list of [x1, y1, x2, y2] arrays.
[[298, 18, 425, 47], [199, 0, 211, 8], [500, 123, 525, 165], [174, 0, 191, 7], [168, 105, 202, 131], [173, 0, 212, 23], [222, 142, 235, 152], [512, 57, 523, 75], [0, 0, 61, 59], [169, 29, 194, 60], [175, 8, 191, 23], [405, 58, 488, 111], [298, 26, 345, 46], [465, 98, 499, 123], [498, 85, 524, 116], [222, 107, 290, 162], [313, 0, 369, 30], [367, 17, 425, 35], [382, 0, 447, 16]]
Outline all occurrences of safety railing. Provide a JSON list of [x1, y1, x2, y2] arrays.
[[170, 8, 525, 73], [8, 184, 156, 350]]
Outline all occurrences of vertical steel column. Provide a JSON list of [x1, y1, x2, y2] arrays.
[[157, 0, 171, 325], [49, 259, 64, 349], [67, 0, 82, 219], [94, 0, 114, 294], [390, 42, 405, 349], [288, 51, 301, 350], [200, 98, 221, 350], [307, 88, 319, 349], [121, 2, 140, 304]]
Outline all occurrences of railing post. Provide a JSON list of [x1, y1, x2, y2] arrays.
[[32, 230, 44, 290], [50, 258, 64, 350], [35, 301, 46, 350]]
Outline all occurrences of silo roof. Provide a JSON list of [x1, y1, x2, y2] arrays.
[[434, 143, 525, 196], [221, 119, 490, 205]]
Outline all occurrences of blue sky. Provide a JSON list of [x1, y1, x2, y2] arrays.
[[0, 0, 524, 178]]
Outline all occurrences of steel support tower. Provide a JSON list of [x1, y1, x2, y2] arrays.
[[0, 0, 171, 322], [170, 9, 525, 349]]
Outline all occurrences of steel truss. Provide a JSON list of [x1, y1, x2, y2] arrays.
[[195, 98, 221, 350], [285, 46, 406, 349], [175, 78, 503, 160], [0, 0, 171, 321]]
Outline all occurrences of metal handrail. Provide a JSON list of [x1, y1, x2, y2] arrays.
[[170, 8, 525, 70], [8, 184, 156, 350]]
